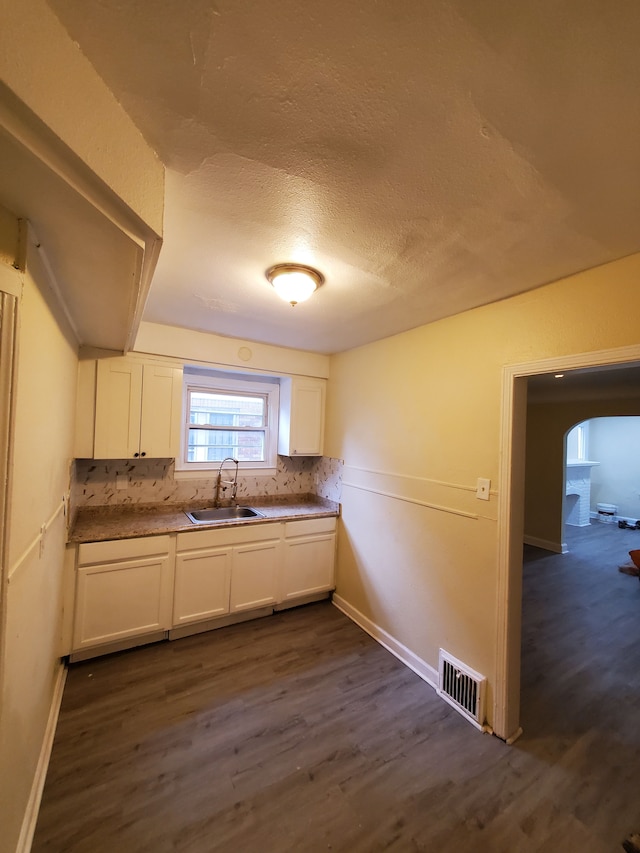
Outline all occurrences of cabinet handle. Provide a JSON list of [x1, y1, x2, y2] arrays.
[[133, 452, 139, 458], [141, 451, 146, 457]]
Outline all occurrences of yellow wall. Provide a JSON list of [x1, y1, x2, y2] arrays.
[[0, 234, 78, 852], [326, 252, 640, 724], [525, 398, 640, 549]]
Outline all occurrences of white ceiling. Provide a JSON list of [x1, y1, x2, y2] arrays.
[[46, 0, 640, 354]]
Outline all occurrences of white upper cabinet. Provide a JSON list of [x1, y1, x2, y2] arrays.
[[278, 376, 326, 457], [93, 357, 183, 459], [139, 363, 184, 458]]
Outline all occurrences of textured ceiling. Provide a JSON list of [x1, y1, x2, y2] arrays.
[[47, 0, 640, 354]]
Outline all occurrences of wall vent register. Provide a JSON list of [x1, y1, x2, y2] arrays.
[[437, 649, 487, 731]]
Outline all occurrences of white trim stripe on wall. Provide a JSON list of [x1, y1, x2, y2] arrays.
[[343, 465, 498, 522]]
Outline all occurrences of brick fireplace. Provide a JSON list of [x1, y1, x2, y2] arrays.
[[565, 461, 599, 527]]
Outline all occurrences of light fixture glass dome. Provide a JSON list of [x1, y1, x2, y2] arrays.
[[266, 263, 324, 306]]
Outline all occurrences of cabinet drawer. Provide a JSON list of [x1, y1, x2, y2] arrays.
[[284, 516, 336, 538], [176, 521, 281, 552], [78, 535, 171, 566]]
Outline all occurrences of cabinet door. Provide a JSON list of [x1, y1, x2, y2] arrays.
[[291, 379, 325, 455], [278, 377, 326, 456], [230, 540, 280, 612], [174, 547, 231, 626], [281, 534, 336, 602], [140, 364, 183, 458], [94, 358, 143, 459], [291, 380, 325, 456], [73, 554, 172, 651]]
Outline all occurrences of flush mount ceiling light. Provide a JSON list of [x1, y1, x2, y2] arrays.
[[266, 263, 324, 306]]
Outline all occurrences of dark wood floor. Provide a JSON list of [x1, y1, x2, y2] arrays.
[[33, 522, 640, 852]]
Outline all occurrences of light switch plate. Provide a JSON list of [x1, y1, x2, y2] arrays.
[[476, 478, 491, 501], [116, 474, 128, 490]]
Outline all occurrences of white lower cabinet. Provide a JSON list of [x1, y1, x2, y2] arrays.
[[174, 523, 282, 624], [174, 546, 232, 626], [71, 515, 337, 658], [281, 517, 336, 603], [231, 539, 280, 612], [72, 536, 173, 656]]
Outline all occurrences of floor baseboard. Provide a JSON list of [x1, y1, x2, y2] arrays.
[[17, 662, 67, 853], [332, 594, 438, 689], [523, 534, 564, 553]]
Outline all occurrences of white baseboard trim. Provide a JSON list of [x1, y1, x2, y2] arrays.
[[332, 594, 439, 690], [505, 726, 524, 745], [17, 662, 67, 853], [591, 512, 639, 526], [523, 535, 564, 554]]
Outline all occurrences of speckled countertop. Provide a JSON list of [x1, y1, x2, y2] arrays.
[[68, 494, 340, 544]]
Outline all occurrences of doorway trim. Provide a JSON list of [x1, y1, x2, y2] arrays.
[[0, 265, 20, 727], [494, 342, 640, 742]]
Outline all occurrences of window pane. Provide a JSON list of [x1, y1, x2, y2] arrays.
[[188, 391, 265, 427], [188, 429, 265, 463]]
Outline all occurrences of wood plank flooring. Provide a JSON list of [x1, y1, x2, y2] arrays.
[[33, 522, 640, 852]]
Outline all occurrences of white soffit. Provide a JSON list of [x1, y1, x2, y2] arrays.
[[46, 0, 640, 353], [0, 79, 166, 352], [0, 123, 142, 350]]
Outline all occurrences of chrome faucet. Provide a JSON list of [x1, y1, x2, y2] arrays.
[[215, 457, 239, 507]]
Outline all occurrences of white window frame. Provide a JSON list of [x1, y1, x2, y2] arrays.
[[175, 370, 280, 477], [567, 421, 589, 462]]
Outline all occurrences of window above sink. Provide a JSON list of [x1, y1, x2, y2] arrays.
[[175, 367, 280, 477]]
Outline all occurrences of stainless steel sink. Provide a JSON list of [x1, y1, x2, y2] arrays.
[[185, 506, 265, 524]]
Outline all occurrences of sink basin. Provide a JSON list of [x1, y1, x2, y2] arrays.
[[185, 506, 265, 524]]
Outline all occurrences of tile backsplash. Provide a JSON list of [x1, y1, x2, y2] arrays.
[[72, 455, 343, 509]]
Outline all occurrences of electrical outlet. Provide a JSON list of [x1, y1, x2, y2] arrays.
[[476, 478, 491, 501], [116, 474, 128, 490]]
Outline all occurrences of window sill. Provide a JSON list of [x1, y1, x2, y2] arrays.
[[174, 467, 278, 480]]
